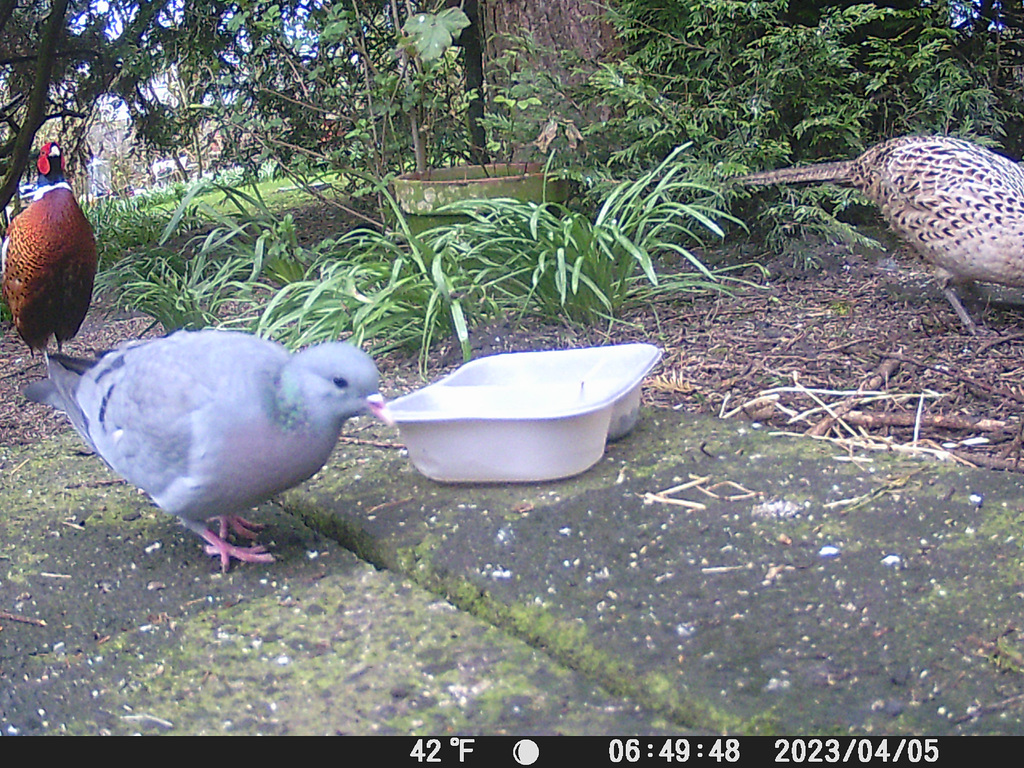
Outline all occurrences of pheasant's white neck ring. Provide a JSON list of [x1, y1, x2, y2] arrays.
[[31, 181, 72, 202]]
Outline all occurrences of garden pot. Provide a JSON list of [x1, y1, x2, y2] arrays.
[[392, 162, 569, 235]]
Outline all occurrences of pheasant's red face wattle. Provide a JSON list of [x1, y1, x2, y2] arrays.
[[36, 142, 64, 176]]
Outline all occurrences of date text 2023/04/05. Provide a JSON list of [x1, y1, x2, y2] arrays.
[[396, 736, 956, 766]]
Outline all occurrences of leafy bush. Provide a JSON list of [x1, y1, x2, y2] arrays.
[[257, 159, 280, 182], [97, 178, 340, 330], [434, 145, 747, 322], [87, 192, 198, 268], [131, 183, 191, 207], [100, 245, 258, 331], [476, 36, 586, 166], [589, 0, 1017, 261], [254, 199, 495, 368], [595, 0, 1010, 171], [256, 145, 759, 367], [212, 166, 246, 187]]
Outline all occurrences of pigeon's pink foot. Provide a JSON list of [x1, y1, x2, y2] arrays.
[[209, 514, 265, 541], [197, 527, 276, 573]]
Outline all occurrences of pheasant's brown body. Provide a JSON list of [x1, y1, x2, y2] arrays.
[[738, 136, 1024, 327], [2, 143, 97, 353]]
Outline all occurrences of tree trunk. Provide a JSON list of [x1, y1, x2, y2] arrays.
[[481, 0, 618, 78], [464, 0, 488, 165]]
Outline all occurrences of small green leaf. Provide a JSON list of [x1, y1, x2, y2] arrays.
[[322, 21, 351, 42], [401, 9, 471, 61]]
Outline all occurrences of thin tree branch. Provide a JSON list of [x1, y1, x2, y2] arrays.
[[0, 0, 17, 38], [0, 0, 71, 212]]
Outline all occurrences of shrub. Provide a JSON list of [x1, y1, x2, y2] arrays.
[[256, 145, 759, 367]]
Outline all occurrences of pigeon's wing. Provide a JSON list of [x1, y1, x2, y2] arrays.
[[88, 333, 293, 499], [23, 350, 128, 452], [72, 342, 215, 496]]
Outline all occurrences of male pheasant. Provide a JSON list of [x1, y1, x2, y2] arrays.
[[736, 135, 1024, 331], [2, 141, 97, 353]]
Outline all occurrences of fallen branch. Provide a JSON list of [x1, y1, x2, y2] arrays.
[[838, 410, 1008, 432], [948, 449, 1022, 472], [807, 357, 901, 437], [0, 611, 46, 627]]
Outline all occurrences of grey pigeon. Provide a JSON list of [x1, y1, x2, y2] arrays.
[[24, 329, 389, 572]]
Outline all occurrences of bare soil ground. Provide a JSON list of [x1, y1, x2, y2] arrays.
[[4, 204, 1024, 475]]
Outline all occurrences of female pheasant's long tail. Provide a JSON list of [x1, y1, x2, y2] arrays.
[[734, 160, 856, 186]]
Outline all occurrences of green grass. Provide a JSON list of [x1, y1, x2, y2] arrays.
[[190, 171, 347, 216]]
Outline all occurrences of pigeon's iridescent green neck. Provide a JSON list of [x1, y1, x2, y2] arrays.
[[272, 369, 310, 430]]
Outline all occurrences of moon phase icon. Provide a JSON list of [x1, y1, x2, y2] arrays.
[[513, 739, 540, 765]]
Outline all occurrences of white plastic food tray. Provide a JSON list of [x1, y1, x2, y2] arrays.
[[386, 343, 662, 482]]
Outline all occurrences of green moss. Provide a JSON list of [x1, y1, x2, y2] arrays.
[[372, 551, 768, 733], [988, 635, 1024, 674]]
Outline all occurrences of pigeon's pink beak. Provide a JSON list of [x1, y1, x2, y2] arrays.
[[366, 393, 394, 426]]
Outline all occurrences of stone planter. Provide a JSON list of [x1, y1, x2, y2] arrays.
[[392, 162, 569, 234]]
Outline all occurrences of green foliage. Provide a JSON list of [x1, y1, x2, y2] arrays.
[[63, 0, 1024, 353], [399, 8, 472, 62], [255, 145, 755, 368], [8, 0, 1019, 233], [87, 195, 182, 269], [476, 38, 586, 165], [254, 190, 495, 368], [593, 0, 1020, 261], [213, 166, 246, 187], [257, 160, 280, 182], [597, 0, 1011, 168], [194, 0, 478, 205], [132, 183, 192, 208], [100, 246, 258, 331], [101, 145, 752, 369], [433, 145, 747, 324], [97, 178, 335, 331], [754, 186, 884, 268]]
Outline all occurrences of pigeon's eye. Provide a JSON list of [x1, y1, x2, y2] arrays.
[[333, 376, 349, 389]]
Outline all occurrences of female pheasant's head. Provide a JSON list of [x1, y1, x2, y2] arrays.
[[36, 142, 66, 184]]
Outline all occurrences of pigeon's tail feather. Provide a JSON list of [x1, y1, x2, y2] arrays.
[[45, 351, 100, 375], [23, 378, 59, 407], [24, 354, 97, 450], [24, 352, 98, 409]]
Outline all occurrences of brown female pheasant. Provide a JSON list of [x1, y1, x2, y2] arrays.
[[2, 141, 97, 353], [737, 135, 1024, 331]]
